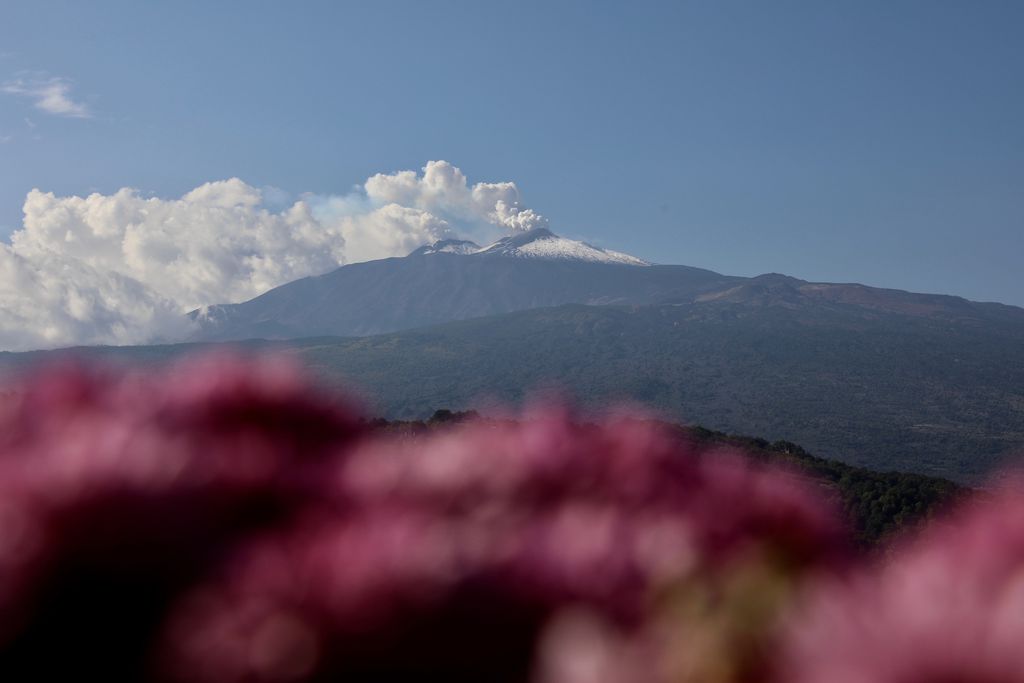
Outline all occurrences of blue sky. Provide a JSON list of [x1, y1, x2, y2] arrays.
[[1, 0, 1022, 306]]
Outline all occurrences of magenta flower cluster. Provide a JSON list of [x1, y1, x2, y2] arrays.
[[0, 354, 1018, 682]]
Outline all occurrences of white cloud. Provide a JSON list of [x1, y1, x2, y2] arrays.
[[2, 76, 91, 118], [0, 246, 184, 350], [0, 162, 546, 351]]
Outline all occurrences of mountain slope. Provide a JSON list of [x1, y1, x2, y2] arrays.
[[190, 229, 730, 341], [15, 295, 1024, 484], [283, 302, 1024, 483], [13, 228, 1024, 483], [190, 227, 1024, 343]]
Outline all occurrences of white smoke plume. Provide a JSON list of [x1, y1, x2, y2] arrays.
[[0, 161, 546, 351], [363, 160, 548, 235]]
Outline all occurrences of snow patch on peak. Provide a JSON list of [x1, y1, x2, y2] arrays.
[[409, 239, 482, 257], [478, 229, 649, 266], [512, 237, 650, 265], [409, 229, 649, 265]]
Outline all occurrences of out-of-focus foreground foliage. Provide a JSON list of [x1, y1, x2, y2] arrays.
[[374, 412, 965, 548], [0, 355, 1017, 683]]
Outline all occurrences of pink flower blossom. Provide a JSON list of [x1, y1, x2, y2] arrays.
[[158, 406, 847, 682], [0, 354, 362, 679], [780, 487, 1024, 683], [0, 353, 850, 682]]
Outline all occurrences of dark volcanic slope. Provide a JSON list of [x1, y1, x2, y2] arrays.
[[189, 230, 737, 341], [3, 294, 1024, 483], [190, 257, 735, 341], [189, 228, 1024, 344], [283, 301, 1024, 484]]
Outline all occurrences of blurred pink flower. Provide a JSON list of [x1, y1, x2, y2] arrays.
[[0, 353, 363, 678], [160, 410, 847, 682], [0, 354, 850, 682], [780, 486, 1024, 683]]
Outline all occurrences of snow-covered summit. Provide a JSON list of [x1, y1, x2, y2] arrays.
[[477, 229, 650, 265], [409, 229, 649, 265], [477, 229, 650, 266], [408, 239, 481, 256]]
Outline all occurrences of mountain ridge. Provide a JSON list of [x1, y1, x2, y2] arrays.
[[189, 228, 1023, 343], [188, 229, 731, 342]]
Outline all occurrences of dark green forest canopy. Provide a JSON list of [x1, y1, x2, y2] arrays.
[[368, 412, 966, 549], [290, 303, 1024, 484], [3, 300, 1022, 485]]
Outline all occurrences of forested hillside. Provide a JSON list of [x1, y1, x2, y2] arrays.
[[291, 303, 1024, 482], [3, 299, 1023, 483], [372, 410, 965, 547]]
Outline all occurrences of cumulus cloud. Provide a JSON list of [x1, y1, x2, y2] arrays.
[[0, 162, 546, 351], [0, 247, 184, 350], [2, 75, 91, 118]]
